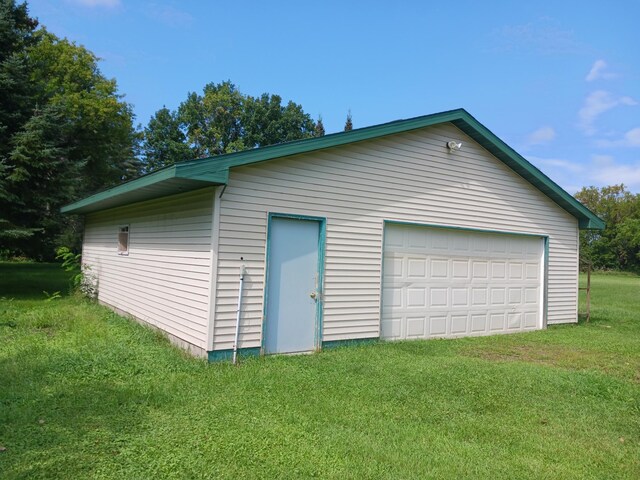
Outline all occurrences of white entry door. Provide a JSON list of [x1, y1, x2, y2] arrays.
[[264, 217, 321, 354], [381, 224, 544, 340]]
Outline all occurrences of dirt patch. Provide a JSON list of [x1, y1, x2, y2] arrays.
[[462, 343, 640, 383], [465, 343, 584, 364]]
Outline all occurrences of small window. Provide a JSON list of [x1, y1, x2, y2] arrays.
[[118, 225, 129, 255]]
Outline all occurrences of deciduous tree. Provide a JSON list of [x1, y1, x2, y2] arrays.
[[0, 3, 139, 258], [141, 107, 191, 172], [575, 184, 640, 271], [142, 81, 316, 169]]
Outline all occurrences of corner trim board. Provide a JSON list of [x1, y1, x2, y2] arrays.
[[206, 185, 223, 351]]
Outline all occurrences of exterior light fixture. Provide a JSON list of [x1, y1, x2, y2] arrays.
[[447, 141, 462, 151]]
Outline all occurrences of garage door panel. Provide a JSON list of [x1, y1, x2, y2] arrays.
[[381, 224, 543, 341], [524, 312, 538, 328], [382, 287, 403, 308], [408, 229, 427, 248], [407, 258, 427, 278], [385, 227, 405, 247], [429, 287, 448, 307], [525, 263, 539, 279], [490, 312, 506, 331], [471, 313, 488, 333], [452, 260, 469, 279], [407, 316, 426, 337], [471, 287, 488, 307], [429, 315, 447, 335], [407, 288, 426, 307], [472, 261, 489, 279], [508, 313, 522, 329], [525, 287, 539, 304], [431, 259, 448, 278], [490, 287, 506, 306], [452, 288, 468, 307], [451, 314, 468, 334], [491, 261, 507, 279], [381, 316, 402, 338], [384, 256, 403, 277]]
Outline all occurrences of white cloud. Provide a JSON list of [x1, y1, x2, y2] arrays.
[[595, 127, 640, 148], [491, 17, 583, 55], [585, 60, 618, 82], [594, 163, 640, 188], [582, 154, 640, 189], [530, 153, 640, 192], [591, 154, 614, 165], [147, 4, 193, 27], [527, 156, 583, 173], [578, 90, 637, 135], [624, 128, 640, 146], [68, 0, 121, 7], [526, 126, 556, 146]]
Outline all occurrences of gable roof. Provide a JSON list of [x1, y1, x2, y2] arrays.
[[61, 108, 604, 229]]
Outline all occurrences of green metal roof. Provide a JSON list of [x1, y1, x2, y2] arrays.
[[61, 108, 604, 229]]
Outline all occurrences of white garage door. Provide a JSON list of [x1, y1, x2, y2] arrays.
[[381, 224, 544, 340]]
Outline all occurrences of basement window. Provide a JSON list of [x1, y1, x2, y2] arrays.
[[118, 225, 129, 255]]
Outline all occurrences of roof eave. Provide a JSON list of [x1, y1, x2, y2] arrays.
[[61, 108, 605, 230], [61, 164, 227, 214]]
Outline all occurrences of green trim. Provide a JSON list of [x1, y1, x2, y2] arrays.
[[262, 213, 327, 354], [384, 219, 551, 239], [61, 108, 604, 229], [322, 338, 380, 349], [543, 237, 550, 327], [207, 347, 261, 362], [61, 161, 227, 214]]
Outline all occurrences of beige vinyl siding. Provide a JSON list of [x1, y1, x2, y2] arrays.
[[82, 188, 215, 350], [212, 122, 578, 350]]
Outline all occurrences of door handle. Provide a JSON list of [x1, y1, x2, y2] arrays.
[[310, 292, 317, 299]]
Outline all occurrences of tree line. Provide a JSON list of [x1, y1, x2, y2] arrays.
[[1, 1, 138, 258], [1, 0, 638, 271], [142, 82, 321, 172], [0, 1, 352, 259], [575, 185, 640, 272]]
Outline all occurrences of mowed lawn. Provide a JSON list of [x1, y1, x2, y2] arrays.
[[0, 263, 638, 479]]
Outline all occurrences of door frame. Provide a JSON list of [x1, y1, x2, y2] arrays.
[[379, 219, 549, 336], [261, 212, 327, 353]]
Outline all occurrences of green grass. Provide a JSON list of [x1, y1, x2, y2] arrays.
[[0, 262, 72, 299], [1, 264, 639, 479]]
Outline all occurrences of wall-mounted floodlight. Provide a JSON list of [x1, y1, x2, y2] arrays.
[[447, 141, 462, 151]]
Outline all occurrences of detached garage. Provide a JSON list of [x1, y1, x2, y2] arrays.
[[62, 109, 604, 360]]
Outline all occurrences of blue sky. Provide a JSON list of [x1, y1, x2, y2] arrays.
[[29, 0, 640, 194]]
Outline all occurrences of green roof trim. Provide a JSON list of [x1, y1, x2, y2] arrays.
[[61, 108, 604, 229], [60, 160, 228, 214]]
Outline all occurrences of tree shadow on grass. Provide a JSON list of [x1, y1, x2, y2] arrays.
[[0, 344, 172, 478], [0, 263, 73, 300]]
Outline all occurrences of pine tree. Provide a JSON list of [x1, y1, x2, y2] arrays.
[[0, 0, 39, 162], [0, 12, 139, 259], [344, 110, 353, 132], [314, 115, 325, 137]]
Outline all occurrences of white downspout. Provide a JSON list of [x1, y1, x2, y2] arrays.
[[232, 263, 246, 365]]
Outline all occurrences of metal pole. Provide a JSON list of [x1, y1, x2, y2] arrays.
[[586, 263, 591, 322], [232, 265, 246, 365]]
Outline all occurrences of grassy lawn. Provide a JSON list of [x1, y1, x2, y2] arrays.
[[1, 263, 639, 479]]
